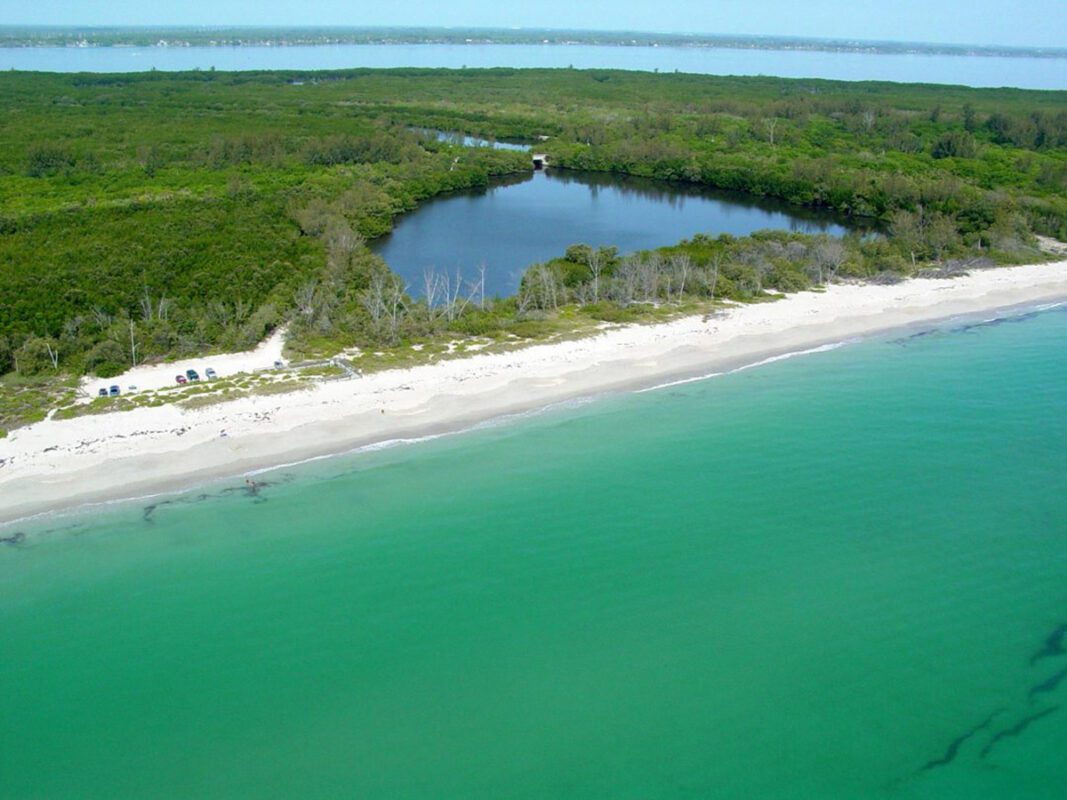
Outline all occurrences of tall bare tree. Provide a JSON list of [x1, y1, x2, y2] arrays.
[[611, 256, 640, 306], [763, 117, 779, 146], [422, 267, 444, 322], [362, 272, 407, 341], [295, 280, 318, 319], [442, 269, 472, 323], [140, 287, 154, 322], [471, 263, 487, 311], [637, 255, 660, 302], [813, 240, 848, 284], [669, 253, 692, 301], [128, 320, 138, 367], [520, 265, 561, 312], [707, 253, 722, 303], [587, 248, 605, 303], [92, 308, 113, 329]]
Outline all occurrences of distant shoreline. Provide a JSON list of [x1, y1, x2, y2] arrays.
[[1, 259, 1064, 528], [0, 27, 1063, 60], [6, 41, 1061, 89]]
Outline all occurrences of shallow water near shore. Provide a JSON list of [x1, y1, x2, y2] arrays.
[[2, 304, 1066, 798]]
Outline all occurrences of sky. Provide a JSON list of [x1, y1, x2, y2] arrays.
[[3, 0, 1065, 49]]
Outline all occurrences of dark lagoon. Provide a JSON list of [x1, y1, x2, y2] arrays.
[[371, 168, 859, 297]]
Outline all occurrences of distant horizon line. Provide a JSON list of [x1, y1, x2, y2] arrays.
[[0, 25, 1063, 56]]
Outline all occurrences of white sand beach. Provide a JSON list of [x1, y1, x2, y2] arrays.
[[2, 258, 1065, 525]]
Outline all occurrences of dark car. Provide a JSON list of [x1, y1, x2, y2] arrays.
[[175, 375, 188, 385], [108, 385, 120, 397], [98, 387, 108, 397], [186, 369, 200, 382]]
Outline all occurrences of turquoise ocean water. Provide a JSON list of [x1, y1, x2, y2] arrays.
[[2, 302, 1066, 798]]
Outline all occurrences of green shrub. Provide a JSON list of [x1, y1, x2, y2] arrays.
[[585, 303, 641, 322], [25, 143, 76, 177], [84, 340, 128, 378]]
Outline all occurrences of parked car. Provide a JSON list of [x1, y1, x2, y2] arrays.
[[186, 369, 200, 382], [205, 367, 217, 380], [98, 387, 108, 397], [175, 375, 188, 385], [128, 385, 138, 393], [108, 385, 120, 397], [273, 359, 285, 369]]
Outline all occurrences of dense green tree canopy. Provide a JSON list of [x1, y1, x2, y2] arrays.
[[0, 67, 1062, 382]]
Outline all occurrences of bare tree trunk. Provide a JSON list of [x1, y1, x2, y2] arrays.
[[638, 256, 660, 302], [445, 269, 470, 322], [386, 277, 406, 340], [587, 248, 603, 303], [361, 273, 388, 333], [539, 266, 558, 310], [140, 287, 154, 322], [476, 263, 486, 310], [129, 320, 138, 367], [709, 254, 721, 303], [815, 240, 847, 284], [763, 117, 778, 146], [295, 280, 318, 319], [670, 254, 692, 301], [422, 268, 442, 324], [518, 284, 533, 315], [615, 256, 639, 306]]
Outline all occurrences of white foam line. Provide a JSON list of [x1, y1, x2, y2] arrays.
[[638, 339, 855, 393], [467, 395, 599, 431], [245, 396, 601, 479], [244, 433, 451, 477], [636, 372, 725, 393]]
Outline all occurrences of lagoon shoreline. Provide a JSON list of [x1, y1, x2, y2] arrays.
[[2, 258, 1065, 527]]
